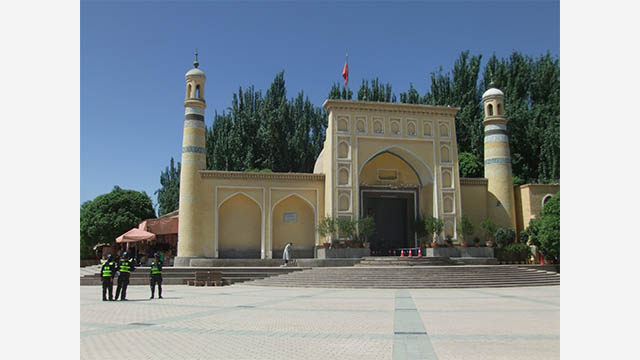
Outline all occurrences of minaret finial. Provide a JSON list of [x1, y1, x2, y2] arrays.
[[193, 49, 199, 68]]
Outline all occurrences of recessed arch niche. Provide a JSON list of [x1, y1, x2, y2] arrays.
[[272, 194, 315, 253], [218, 193, 261, 258]]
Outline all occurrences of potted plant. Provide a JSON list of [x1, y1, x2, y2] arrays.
[[457, 214, 475, 248], [445, 236, 453, 248], [481, 218, 497, 247], [473, 237, 480, 247], [316, 216, 336, 248], [424, 216, 444, 247], [412, 216, 428, 249], [357, 216, 376, 249]]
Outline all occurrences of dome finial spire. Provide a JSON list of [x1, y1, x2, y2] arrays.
[[193, 49, 199, 68]]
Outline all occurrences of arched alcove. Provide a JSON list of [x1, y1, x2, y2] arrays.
[[441, 146, 451, 163], [272, 194, 315, 255], [338, 168, 350, 185], [218, 193, 261, 258]]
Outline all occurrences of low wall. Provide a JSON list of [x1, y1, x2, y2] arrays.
[[426, 247, 494, 258], [80, 259, 100, 267], [316, 248, 371, 259]]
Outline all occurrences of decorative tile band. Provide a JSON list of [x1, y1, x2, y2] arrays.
[[185, 113, 204, 121], [184, 120, 206, 129], [184, 106, 204, 116], [484, 134, 509, 144], [485, 157, 511, 165], [485, 123, 507, 132], [484, 129, 508, 136], [182, 146, 205, 154]]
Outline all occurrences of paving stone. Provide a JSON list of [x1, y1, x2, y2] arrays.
[[81, 284, 559, 360]]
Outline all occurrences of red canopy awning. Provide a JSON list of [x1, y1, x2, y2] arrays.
[[115, 228, 156, 243]]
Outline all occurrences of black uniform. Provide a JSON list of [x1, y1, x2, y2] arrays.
[[115, 255, 135, 301], [149, 257, 163, 299], [100, 257, 116, 301]]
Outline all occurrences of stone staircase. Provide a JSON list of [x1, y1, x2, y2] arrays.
[[356, 256, 498, 266], [245, 265, 560, 289], [80, 266, 305, 286]]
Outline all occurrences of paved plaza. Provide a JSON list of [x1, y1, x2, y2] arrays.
[[80, 284, 559, 359]]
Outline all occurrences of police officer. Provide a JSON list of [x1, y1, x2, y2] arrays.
[[115, 251, 135, 301], [149, 252, 163, 299], [100, 254, 116, 301]]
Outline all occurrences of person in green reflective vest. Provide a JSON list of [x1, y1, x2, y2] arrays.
[[100, 253, 116, 301], [115, 251, 135, 301], [149, 252, 163, 299]]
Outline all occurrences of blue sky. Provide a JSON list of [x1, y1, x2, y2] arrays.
[[80, 0, 559, 211]]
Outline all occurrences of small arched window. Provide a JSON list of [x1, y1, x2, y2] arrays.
[[195, 85, 201, 99], [497, 103, 502, 115], [187, 84, 192, 98], [487, 104, 494, 116]]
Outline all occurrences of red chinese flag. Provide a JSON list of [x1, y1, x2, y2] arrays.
[[342, 59, 349, 85]]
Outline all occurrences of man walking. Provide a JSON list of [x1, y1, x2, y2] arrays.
[[282, 242, 293, 267], [115, 251, 135, 301], [100, 254, 116, 301], [149, 252, 163, 299]]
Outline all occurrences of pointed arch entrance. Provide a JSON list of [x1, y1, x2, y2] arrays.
[[359, 150, 427, 255]]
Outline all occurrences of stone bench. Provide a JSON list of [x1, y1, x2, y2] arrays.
[[187, 271, 230, 286]]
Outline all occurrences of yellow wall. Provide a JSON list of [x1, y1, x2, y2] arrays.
[[218, 193, 262, 251], [272, 195, 315, 250], [200, 171, 325, 258], [515, 184, 560, 233], [460, 179, 488, 241]]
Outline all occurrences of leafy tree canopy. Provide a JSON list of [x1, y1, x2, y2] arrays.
[[80, 186, 156, 256], [527, 193, 560, 262]]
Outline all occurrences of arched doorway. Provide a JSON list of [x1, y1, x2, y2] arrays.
[[359, 151, 424, 255]]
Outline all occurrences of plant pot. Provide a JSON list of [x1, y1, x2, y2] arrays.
[[461, 242, 468, 248], [485, 240, 494, 248], [323, 243, 331, 248], [474, 242, 480, 247], [363, 242, 370, 248], [431, 242, 438, 248]]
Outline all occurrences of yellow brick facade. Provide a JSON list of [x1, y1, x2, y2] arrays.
[[175, 64, 559, 262]]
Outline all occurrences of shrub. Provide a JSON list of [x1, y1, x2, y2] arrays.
[[457, 214, 475, 243], [424, 216, 444, 242], [481, 218, 497, 243], [356, 216, 376, 243], [495, 243, 530, 262], [495, 228, 516, 248], [527, 193, 560, 262]]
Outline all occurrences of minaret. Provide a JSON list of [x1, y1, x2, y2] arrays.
[[176, 51, 208, 264], [482, 86, 516, 230]]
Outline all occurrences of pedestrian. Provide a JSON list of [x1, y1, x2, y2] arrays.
[[282, 242, 293, 267], [149, 252, 163, 299], [100, 254, 116, 301], [115, 251, 135, 301]]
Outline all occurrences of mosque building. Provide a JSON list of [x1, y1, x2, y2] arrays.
[[174, 58, 559, 266]]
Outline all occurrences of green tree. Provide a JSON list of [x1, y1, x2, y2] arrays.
[[155, 157, 180, 216], [80, 186, 156, 258], [527, 193, 560, 262], [458, 152, 483, 178]]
